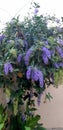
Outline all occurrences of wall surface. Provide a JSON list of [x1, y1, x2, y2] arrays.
[[35, 85, 63, 128]]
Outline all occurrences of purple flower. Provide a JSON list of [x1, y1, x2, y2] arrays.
[[26, 66, 32, 79], [32, 68, 44, 88], [32, 67, 39, 81], [4, 62, 13, 75], [42, 47, 51, 64], [26, 67, 44, 88], [57, 46, 63, 58], [57, 46, 62, 53], [37, 93, 42, 106], [45, 40, 48, 45], [59, 62, 63, 67], [56, 27, 62, 32], [24, 48, 33, 66], [17, 54, 22, 63], [56, 18, 60, 23], [34, 8, 39, 15], [39, 72, 44, 88], [0, 35, 4, 42], [53, 63, 59, 68], [57, 38, 63, 45], [23, 40, 28, 49], [42, 47, 51, 58], [42, 53, 49, 64], [21, 113, 26, 122]]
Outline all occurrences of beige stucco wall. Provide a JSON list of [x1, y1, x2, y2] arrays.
[[35, 84, 63, 128]]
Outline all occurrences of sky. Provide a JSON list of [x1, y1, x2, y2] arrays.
[[0, 0, 63, 31]]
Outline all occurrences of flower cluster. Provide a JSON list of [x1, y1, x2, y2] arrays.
[[17, 54, 23, 63], [54, 62, 63, 68], [26, 66, 32, 79], [26, 66, 44, 88], [4, 62, 13, 75], [57, 38, 63, 45], [53, 63, 59, 69], [24, 48, 33, 66], [57, 46, 63, 58], [0, 34, 4, 42], [56, 18, 60, 23], [56, 27, 62, 32], [34, 8, 39, 15], [42, 47, 51, 64]]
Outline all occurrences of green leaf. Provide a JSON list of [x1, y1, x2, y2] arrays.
[[26, 115, 40, 129], [0, 105, 3, 114], [0, 114, 2, 123], [0, 123, 4, 130], [13, 98, 18, 115], [46, 92, 53, 101], [25, 126, 31, 130], [29, 108, 37, 111]]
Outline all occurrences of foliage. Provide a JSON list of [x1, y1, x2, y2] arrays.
[[0, 104, 7, 130], [0, 2, 63, 130]]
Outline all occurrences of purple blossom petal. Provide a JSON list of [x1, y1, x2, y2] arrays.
[[45, 40, 48, 45], [59, 62, 63, 67], [56, 18, 60, 23], [32, 68, 44, 88], [32, 68, 39, 81], [38, 70, 44, 88], [56, 27, 62, 32], [42, 47, 51, 58], [60, 53, 63, 58], [17, 54, 22, 63], [57, 38, 63, 45], [8, 63, 13, 72], [24, 48, 33, 66], [26, 67, 44, 88], [0, 35, 4, 42], [21, 113, 26, 122], [42, 53, 49, 64], [34, 8, 39, 15], [57, 46, 63, 58], [26, 66, 32, 79], [53, 63, 59, 68], [4, 62, 13, 75], [42, 47, 51, 64], [4, 63, 9, 75]]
